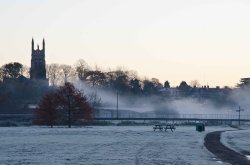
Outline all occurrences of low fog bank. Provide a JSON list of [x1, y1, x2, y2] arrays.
[[229, 86, 250, 111], [74, 81, 250, 116]]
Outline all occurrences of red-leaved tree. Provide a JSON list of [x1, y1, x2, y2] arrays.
[[56, 82, 92, 128], [34, 82, 92, 128], [33, 93, 59, 128]]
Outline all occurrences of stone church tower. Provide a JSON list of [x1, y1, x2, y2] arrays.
[[30, 38, 47, 80]]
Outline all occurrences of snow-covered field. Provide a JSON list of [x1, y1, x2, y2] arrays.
[[221, 128, 250, 158], [0, 126, 231, 165]]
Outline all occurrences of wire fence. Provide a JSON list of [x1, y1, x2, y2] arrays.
[[1, 113, 250, 121], [93, 112, 250, 120]]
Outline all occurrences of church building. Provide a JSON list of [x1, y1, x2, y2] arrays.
[[30, 38, 47, 83]]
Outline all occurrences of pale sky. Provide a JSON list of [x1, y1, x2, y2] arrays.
[[1, 0, 250, 87]]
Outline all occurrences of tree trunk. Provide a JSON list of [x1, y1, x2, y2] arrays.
[[67, 95, 71, 128], [68, 108, 71, 128]]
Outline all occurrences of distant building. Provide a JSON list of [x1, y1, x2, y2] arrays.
[[30, 38, 47, 82], [159, 85, 229, 99]]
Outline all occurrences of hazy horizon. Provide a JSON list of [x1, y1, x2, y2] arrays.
[[1, 0, 250, 87]]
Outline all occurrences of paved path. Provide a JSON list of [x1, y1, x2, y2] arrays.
[[204, 131, 250, 165]]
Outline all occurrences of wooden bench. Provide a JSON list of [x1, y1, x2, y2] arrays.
[[153, 124, 176, 132]]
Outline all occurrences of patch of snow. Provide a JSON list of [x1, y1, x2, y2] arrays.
[[221, 128, 250, 154]]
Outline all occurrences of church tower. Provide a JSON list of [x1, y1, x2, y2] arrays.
[[30, 38, 47, 80]]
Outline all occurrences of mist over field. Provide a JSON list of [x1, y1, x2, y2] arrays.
[[73, 81, 250, 116]]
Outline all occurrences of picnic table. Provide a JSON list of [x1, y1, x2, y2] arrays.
[[153, 124, 176, 132]]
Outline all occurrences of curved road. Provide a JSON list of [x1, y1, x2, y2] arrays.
[[204, 131, 250, 165]]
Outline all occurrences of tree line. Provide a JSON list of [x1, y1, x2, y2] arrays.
[[1, 59, 248, 114], [45, 59, 166, 95], [0, 59, 209, 96]]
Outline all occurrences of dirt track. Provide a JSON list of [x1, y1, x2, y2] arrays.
[[204, 131, 250, 165]]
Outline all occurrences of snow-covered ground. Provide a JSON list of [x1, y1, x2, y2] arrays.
[[221, 128, 250, 158], [0, 126, 230, 165]]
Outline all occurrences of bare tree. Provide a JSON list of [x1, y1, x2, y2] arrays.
[[127, 70, 138, 80], [60, 64, 74, 84], [21, 65, 30, 78], [46, 63, 62, 86], [190, 80, 201, 88], [75, 59, 89, 81], [0, 67, 3, 82], [152, 78, 163, 89]]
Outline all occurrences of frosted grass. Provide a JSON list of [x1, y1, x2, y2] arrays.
[[0, 126, 230, 165]]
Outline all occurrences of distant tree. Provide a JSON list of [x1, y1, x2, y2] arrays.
[[237, 78, 250, 88], [2, 62, 23, 79], [143, 79, 159, 95], [34, 82, 92, 128], [130, 78, 142, 94], [85, 70, 107, 87], [60, 64, 74, 83], [107, 70, 130, 93], [75, 59, 89, 81], [0, 67, 3, 82], [126, 70, 138, 80], [164, 81, 170, 88], [178, 81, 190, 92], [151, 78, 163, 90], [46, 63, 62, 86], [21, 65, 30, 78], [190, 80, 200, 88]]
